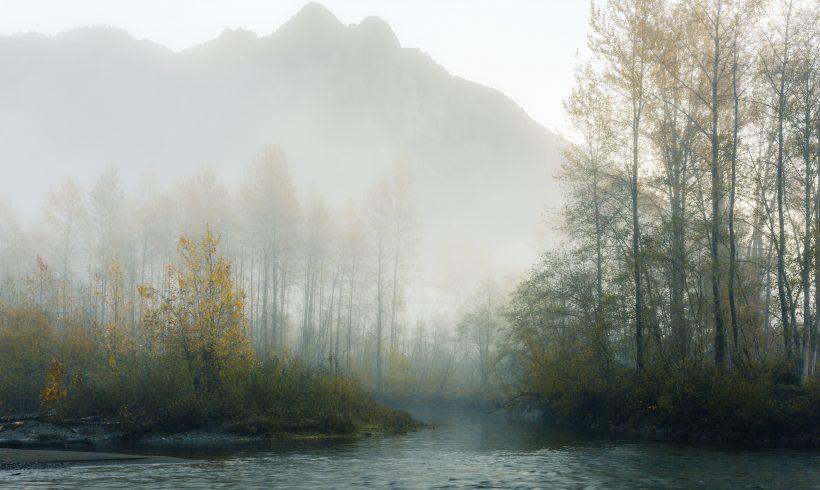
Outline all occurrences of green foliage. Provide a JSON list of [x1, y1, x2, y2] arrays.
[[0, 305, 97, 414], [504, 252, 820, 442], [222, 355, 417, 436], [0, 231, 415, 438], [0, 306, 55, 413], [0, 308, 411, 435], [512, 349, 820, 442]]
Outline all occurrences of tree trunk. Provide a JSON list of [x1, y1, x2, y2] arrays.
[[261, 248, 269, 356], [376, 231, 384, 392], [801, 82, 814, 381], [728, 49, 740, 367], [710, 20, 726, 367], [389, 225, 401, 353], [814, 106, 820, 375], [347, 264, 355, 372], [776, 49, 792, 363], [632, 103, 644, 370]]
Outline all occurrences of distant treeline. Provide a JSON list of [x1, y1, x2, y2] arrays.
[[0, 147, 506, 411], [504, 0, 820, 441], [0, 231, 416, 434]]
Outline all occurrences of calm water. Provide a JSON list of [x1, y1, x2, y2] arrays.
[[5, 409, 820, 489]]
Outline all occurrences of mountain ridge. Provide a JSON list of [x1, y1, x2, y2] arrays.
[[0, 2, 563, 284]]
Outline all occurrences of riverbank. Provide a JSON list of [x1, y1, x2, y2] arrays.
[[6, 408, 820, 487], [518, 363, 820, 448], [0, 403, 421, 451], [545, 416, 820, 449]]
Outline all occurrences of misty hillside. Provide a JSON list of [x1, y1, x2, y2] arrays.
[[0, 2, 563, 282]]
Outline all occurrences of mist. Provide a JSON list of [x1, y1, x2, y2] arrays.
[[0, 1, 564, 419], [0, 2, 563, 294], [3, 0, 817, 487]]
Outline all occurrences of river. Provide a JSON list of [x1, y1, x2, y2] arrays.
[[4, 408, 820, 488]]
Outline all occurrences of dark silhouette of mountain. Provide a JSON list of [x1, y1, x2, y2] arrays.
[[0, 2, 563, 279]]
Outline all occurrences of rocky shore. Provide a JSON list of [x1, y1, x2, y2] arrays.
[[0, 417, 123, 449], [0, 409, 420, 450]]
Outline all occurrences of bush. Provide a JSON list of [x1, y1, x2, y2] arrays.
[[0, 233, 417, 437], [520, 353, 820, 443]]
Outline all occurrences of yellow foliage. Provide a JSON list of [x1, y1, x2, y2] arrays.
[[40, 359, 68, 410], [139, 230, 254, 389], [101, 320, 135, 363], [137, 284, 152, 299]]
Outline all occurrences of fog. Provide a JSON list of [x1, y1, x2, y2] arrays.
[[0, 2, 563, 391], [0, 3, 564, 320], [4, 0, 820, 486]]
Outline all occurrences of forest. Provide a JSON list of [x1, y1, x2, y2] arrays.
[[1, 0, 819, 446], [504, 0, 820, 441], [0, 146, 501, 434]]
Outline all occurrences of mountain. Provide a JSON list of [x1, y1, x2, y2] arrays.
[[0, 2, 563, 287]]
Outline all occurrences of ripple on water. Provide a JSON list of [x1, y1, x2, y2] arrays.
[[6, 411, 820, 489]]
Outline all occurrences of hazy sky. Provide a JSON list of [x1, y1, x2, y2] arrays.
[[0, 0, 590, 135]]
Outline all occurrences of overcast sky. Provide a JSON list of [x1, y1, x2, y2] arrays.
[[0, 0, 590, 135]]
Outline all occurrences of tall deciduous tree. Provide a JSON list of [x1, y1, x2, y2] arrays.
[[43, 178, 85, 326], [590, 0, 660, 369], [241, 146, 301, 355]]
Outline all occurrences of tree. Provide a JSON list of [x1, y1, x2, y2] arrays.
[[787, 2, 820, 379], [139, 230, 253, 390], [299, 195, 332, 364], [590, 0, 660, 369], [645, 7, 698, 363], [89, 168, 126, 327], [669, 0, 739, 367], [43, 178, 85, 326], [241, 146, 301, 354], [366, 180, 392, 392], [457, 279, 504, 391], [176, 168, 231, 239], [760, 0, 798, 364], [388, 161, 416, 354], [561, 63, 621, 372], [0, 198, 27, 283], [338, 204, 366, 373]]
